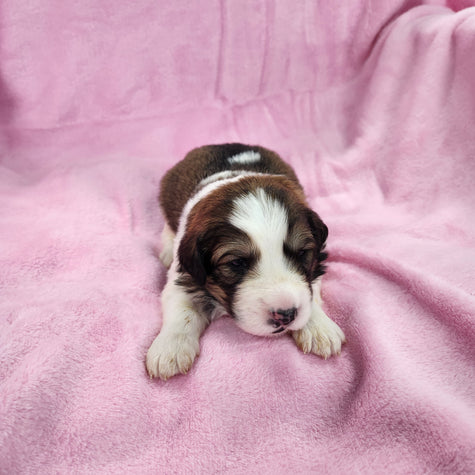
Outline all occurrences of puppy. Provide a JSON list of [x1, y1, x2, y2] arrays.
[[146, 143, 345, 380]]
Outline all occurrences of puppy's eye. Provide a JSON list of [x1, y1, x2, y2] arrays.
[[228, 258, 248, 270]]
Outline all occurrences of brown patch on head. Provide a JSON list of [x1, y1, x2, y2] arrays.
[[177, 181, 260, 310]]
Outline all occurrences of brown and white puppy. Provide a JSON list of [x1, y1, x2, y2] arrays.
[[146, 143, 345, 380]]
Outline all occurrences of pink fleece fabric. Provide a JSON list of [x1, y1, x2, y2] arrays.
[[1, 1, 475, 473]]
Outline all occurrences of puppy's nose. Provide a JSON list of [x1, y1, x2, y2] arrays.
[[271, 307, 297, 326]]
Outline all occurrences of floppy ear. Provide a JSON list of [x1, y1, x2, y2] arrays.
[[307, 209, 328, 246], [307, 209, 329, 279], [177, 232, 208, 287]]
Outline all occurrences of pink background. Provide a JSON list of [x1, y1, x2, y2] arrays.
[[1, 1, 475, 473]]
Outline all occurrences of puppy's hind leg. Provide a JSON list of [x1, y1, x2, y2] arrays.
[[159, 222, 175, 269]]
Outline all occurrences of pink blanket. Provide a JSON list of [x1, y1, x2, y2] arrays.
[[1, 1, 475, 473]]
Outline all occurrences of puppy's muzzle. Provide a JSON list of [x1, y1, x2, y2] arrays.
[[269, 307, 297, 333]]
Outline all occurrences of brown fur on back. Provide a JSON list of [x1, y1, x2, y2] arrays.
[[159, 143, 302, 232]]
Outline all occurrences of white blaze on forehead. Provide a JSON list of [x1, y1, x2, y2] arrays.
[[230, 188, 288, 251], [227, 151, 261, 165]]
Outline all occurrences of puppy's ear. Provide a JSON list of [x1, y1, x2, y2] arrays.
[[307, 209, 328, 246], [177, 232, 208, 287], [307, 209, 329, 279]]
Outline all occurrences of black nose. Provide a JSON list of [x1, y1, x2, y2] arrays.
[[271, 307, 297, 326]]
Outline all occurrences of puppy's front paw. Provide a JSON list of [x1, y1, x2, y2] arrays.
[[146, 332, 200, 380], [293, 314, 345, 359]]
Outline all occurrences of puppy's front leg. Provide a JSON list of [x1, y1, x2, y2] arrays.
[[292, 281, 345, 359], [146, 278, 209, 380]]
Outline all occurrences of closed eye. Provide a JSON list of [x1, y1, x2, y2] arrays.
[[217, 254, 252, 273], [285, 244, 313, 259], [284, 243, 315, 271], [228, 257, 249, 269]]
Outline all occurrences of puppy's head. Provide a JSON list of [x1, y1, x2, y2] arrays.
[[178, 176, 328, 336]]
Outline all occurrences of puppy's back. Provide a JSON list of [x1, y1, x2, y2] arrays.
[[160, 143, 301, 232]]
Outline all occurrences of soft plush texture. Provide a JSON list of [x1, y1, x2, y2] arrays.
[[1, 1, 475, 473]]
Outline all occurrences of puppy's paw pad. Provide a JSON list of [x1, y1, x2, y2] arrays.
[[293, 318, 345, 359], [146, 333, 200, 380]]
